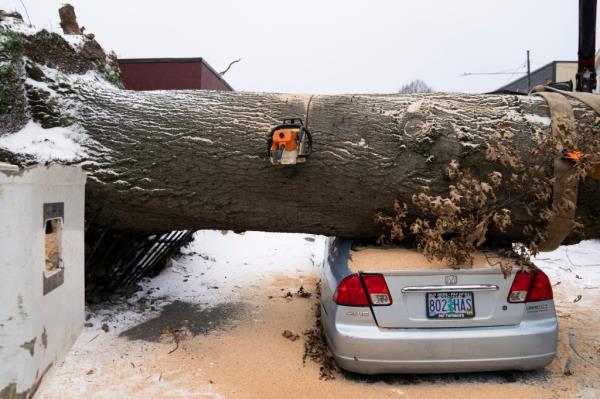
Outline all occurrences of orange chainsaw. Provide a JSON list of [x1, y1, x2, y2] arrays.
[[267, 118, 313, 165]]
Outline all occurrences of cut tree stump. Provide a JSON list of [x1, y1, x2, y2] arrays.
[[58, 4, 81, 35]]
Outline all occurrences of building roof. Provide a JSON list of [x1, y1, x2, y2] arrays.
[[492, 60, 577, 94], [118, 57, 234, 91]]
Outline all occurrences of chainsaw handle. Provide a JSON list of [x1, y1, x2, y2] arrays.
[[282, 118, 303, 126], [299, 127, 313, 157]]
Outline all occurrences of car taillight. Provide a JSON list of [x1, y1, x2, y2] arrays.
[[333, 273, 392, 306], [333, 274, 369, 306], [527, 271, 553, 302], [507, 270, 553, 303], [507, 271, 534, 303], [362, 274, 392, 305]]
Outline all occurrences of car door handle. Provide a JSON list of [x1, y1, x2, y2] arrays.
[[401, 284, 499, 293]]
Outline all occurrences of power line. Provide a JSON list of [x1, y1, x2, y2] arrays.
[[461, 71, 526, 76], [498, 61, 529, 87], [461, 51, 532, 81], [462, 61, 526, 77], [18, 0, 32, 26]]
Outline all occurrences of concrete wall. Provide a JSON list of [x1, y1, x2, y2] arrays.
[[0, 164, 86, 398]]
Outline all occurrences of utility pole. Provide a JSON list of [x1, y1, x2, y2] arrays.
[[526, 50, 531, 91], [576, 0, 597, 92]]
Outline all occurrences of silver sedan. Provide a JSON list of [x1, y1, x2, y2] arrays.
[[320, 238, 558, 374]]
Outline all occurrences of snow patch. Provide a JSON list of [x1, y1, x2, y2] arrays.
[[24, 77, 57, 95], [186, 136, 214, 144], [0, 121, 87, 161], [342, 138, 369, 148], [523, 113, 551, 126], [136, 230, 327, 307], [382, 110, 400, 117], [535, 239, 600, 309], [84, 230, 327, 335], [407, 100, 424, 113], [62, 34, 86, 50], [0, 16, 38, 36], [506, 110, 551, 126], [1, 15, 87, 52]]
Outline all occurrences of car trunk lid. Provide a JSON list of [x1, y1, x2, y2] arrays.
[[350, 247, 524, 328]]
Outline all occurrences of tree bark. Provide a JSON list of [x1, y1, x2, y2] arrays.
[[67, 85, 600, 241], [1, 18, 600, 243], [58, 4, 81, 35]]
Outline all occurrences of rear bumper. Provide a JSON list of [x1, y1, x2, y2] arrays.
[[323, 314, 558, 374]]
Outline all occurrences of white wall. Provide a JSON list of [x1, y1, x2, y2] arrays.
[[555, 62, 600, 91], [0, 164, 86, 398], [555, 62, 578, 86]]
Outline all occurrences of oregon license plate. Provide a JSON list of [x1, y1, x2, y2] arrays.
[[426, 292, 475, 319]]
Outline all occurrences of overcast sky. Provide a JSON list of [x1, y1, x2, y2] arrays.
[[1, 0, 598, 94]]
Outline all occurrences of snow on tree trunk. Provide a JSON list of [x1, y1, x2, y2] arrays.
[[1, 13, 600, 246], [63, 85, 600, 242]]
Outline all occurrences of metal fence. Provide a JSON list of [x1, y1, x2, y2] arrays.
[[85, 221, 195, 301]]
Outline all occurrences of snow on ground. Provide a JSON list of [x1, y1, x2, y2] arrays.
[[0, 13, 86, 47], [535, 239, 600, 309], [39, 231, 330, 399], [38, 233, 600, 399], [0, 120, 88, 162], [0, 15, 39, 36], [0, 15, 119, 163], [85, 230, 327, 335]]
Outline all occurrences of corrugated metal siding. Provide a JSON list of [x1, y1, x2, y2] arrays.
[[118, 58, 233, 91], [119, 61, 204, 90], [200, 63, 232, 91]]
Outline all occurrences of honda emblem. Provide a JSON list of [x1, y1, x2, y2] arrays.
[[445, 275, 458, 285]]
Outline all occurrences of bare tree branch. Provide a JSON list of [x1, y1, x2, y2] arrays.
[[399, 79, 433, 94], [220, 58, 241, 76]]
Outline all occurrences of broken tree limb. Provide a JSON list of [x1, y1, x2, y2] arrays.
[[58, 4, 81, 35], [1, 14, 600, 246]]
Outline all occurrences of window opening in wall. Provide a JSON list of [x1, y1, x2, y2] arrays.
[[43, 202, 65, 295], [45, 218, 63, 277]]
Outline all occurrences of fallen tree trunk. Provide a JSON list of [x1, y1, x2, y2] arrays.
[[79, 89, 600, 242], [74, 88, 600, 240], [1, 14, 600, 245]]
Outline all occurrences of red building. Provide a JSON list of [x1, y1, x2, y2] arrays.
[[117, 58, 233, 91]]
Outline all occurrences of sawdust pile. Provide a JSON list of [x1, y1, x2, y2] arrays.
[[349, 247, 513, 272], [301, 282, 339, 380], [39, 265, 600, 399]]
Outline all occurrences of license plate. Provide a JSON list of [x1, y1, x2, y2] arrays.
[[426, 292, 475, 319]]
